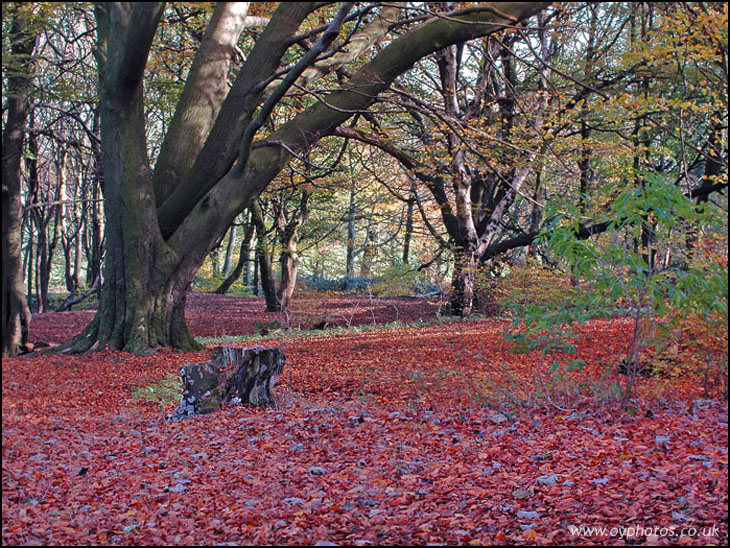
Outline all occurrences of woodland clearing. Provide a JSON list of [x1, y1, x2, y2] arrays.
[[2, 293, 728, 546]]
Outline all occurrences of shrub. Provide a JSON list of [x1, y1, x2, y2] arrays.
[[507, 174, 728, 409], [304, 276, 376, 293]]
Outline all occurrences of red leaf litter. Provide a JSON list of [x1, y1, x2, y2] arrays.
[[27, 293, 444, 344], [3, 294, 728, 546]]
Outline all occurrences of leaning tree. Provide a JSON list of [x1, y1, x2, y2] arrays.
[[58, 2, 549, 353]]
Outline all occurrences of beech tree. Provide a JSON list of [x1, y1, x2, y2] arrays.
[[2, 4, 38, 356], [254, 190, 310, 312], [56, 2, 550, 352], [334, 17, 555, 314]]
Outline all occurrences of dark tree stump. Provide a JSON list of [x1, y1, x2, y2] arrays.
[[171, 346, 285, 420]]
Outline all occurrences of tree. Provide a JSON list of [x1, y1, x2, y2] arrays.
[[57, 2, 549, 353], [336, 2, 727, 315], [335, 16, 555, 314], [214, 211, 255, 295], [250, 191, 310, 313], [2, 3, 38, 356]]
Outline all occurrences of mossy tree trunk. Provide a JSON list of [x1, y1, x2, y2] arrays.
[[60, 3, 197, 353], [2, 6, 37, 357], [449, 251, 479, 317]]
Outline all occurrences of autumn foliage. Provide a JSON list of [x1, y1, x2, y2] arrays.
[[3, 294, 727, 546]]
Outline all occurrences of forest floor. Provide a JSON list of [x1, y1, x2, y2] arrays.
[[3, 293, 728, 546], [25, 292, 446, 345]]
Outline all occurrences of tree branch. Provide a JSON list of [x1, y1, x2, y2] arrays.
[[104, 2, 165, 101], [157, 2, 322, 237], [233, 3, 356, 177], [154, 2, 253, 206], [167, 3, 552, 263]]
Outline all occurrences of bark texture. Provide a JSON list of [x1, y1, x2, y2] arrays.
[[2, 7, 36, 356], [171, 346, 285, 420]]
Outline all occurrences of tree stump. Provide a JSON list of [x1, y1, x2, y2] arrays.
[[171, 346, 285, 420]]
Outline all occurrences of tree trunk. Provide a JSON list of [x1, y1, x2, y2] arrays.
[[345, 183, 357, 285], [25, 221, 34, 313], [527, 168, 545, 258], [171, 346, 285, 420], [252, 247, 260, 296], [1, 174, 31, 355], [449, 251, 478, 316], [277, 247, 298, 311], [40, 209, 60, 313], [252, 201, 280, 312], [58, 3, 201, 353], [64, 265, 200, 353], [66, 91, 201, 351], [63, 225, 84, 297], [314, 255, 324, 279], [258, 249, 279, 311], [360, 222, 378, 278], [85, 181, 103, 289], [402, 184, 416, 265], [73, 224, 83, 291], [275, 191, 308, 311], [215, 210, 254, 294], [221, 223, 237, 278], [62, 228, 77, 295], [58, 4, 192, 352], [2, 7, 36, 356], [37, 221, 50, 312]]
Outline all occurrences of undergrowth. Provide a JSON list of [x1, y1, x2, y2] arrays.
[[195, 313, 486, 345], [132, 372, 181, 407]]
